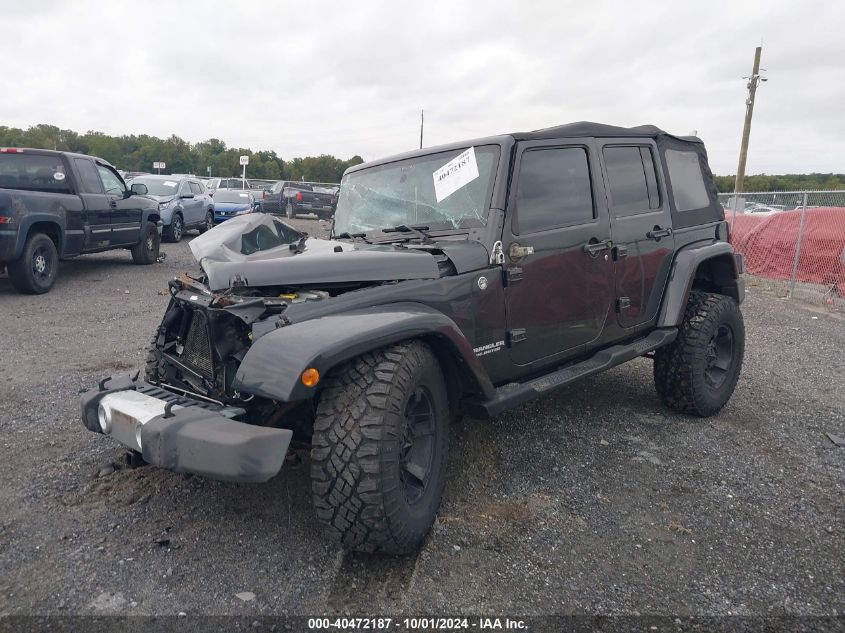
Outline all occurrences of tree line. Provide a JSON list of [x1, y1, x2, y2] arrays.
[[0, 124, 363, 183], [713, 173, 845, 193], [3, 123, 844, 191]]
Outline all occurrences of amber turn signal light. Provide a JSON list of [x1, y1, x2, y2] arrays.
[[301, 367, 320, 387]]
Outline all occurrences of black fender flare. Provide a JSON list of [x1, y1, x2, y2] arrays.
[[657, 240, 743, 327], [231, 302, 496, 403], [141, 210, 163, 228], [15, 214, 66, 258]]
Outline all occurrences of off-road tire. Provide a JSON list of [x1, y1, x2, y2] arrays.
[[144, 335, 165, 384], [654, 291, 745, 416], [286, 203, 296, 219], [131, 222, 160, 264], [311, 341, 449, 554], [8, 232, 58, 294], [163, 213, 183, 242]]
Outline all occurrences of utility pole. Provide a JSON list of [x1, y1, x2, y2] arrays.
[[735, 46, 766, 194], [419, 110, 424, 149]]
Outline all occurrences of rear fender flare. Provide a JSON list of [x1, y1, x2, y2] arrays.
[[15, 214, 66, 258], [231, 303, 495, 403], [657, 240, 742, 327]]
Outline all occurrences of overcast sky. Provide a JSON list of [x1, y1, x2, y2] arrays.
[[2, 0, 843, 174]]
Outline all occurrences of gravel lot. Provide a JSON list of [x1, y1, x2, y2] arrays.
[[0, 216, 843, 618]]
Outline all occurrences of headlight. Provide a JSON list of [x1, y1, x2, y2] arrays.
[[97, 403, 112, 433], [135, 423, 143, 450]]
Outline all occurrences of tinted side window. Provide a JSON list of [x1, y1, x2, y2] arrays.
[[74, 158, 104, 194], [96, 166, 124, 195], [515, 147, 594, 234], [665, 149, 710, 211], [189, 182, 202, 194], [0, 155, 72, 193], [603, 146, 660, 216]]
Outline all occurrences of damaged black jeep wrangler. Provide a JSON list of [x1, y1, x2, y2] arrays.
[[81, 123, 745, 554]]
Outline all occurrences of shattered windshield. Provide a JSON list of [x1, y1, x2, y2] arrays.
[[333, 145, 500, 236]]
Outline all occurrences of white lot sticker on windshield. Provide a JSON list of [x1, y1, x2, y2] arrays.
[[53, 172, 65, 181], [433, 146, 479, 202], [239, 193, 249, 197], [164, 180, 177, 187]]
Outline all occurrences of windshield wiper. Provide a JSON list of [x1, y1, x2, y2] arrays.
[[333, 231, 371, 243], [381, 224, 433, 243]]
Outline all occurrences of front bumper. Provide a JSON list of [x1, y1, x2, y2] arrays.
[[80, 374, 292, 482]]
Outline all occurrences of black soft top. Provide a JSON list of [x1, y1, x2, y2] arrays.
[[512, 121, 702, 145], [346, 121, 721, 229]]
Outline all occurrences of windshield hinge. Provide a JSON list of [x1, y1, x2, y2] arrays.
[[490, 240, 505, 265]]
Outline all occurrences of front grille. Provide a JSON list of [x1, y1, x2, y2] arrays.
[[182, 312, 215, 380]]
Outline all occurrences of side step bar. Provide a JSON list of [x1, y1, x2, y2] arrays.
[[466, 328, 678, 419]]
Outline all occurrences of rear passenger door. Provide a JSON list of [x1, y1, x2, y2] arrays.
[[189, 181, 207, 220], [73, 158, 113, 250], [600, 142, 675, 329], [503, 140, 614, 367]]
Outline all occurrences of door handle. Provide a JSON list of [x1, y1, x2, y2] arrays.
[[646, 225, 672, 240], [583, 238, 612, 256], [109, 200, 117, 209]]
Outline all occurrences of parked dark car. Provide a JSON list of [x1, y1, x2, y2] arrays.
[[0, 148, 161, 294], [128, 175, 214, 241], [81, 122, 745, 555], [261, 181, 337, 219], [212, 190, 256, 224]]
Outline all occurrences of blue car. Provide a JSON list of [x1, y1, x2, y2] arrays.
[[212, 190, 257, 224]]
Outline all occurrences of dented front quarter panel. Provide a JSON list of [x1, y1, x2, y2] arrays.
[[232, 302, 497, 403]]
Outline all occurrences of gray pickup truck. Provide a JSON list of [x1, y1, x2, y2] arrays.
[[0, 148, 163, 294]]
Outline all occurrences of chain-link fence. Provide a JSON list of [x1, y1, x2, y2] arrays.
[[717, 191, 845, 311]]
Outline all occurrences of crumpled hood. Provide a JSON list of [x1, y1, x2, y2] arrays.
[[189, 213, 457, 291]]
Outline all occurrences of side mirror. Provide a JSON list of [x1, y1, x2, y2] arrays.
[[130, 183, 148, 195], [180, 193, 195, 199]]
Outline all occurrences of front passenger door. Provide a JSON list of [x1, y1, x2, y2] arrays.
[[178, 180, 200, 226], [97, 165, 140, 246], [503, 140, 614, 368]]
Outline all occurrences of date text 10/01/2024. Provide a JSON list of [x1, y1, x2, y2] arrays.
[[307, 617, 528, 630]]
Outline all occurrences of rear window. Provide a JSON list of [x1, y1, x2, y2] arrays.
[[665, 149, 710, 211], [603, 146, 661, 216], [0, 154, 71, 193]]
